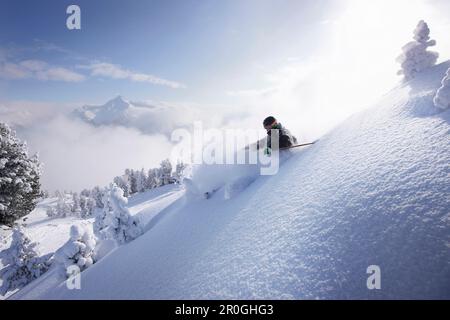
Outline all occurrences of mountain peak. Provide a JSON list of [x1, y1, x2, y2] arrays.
[[112, 94, 125, 102], [105, 95, 130, 108]]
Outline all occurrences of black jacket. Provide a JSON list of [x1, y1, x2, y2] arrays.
[[266, 123, 298, 149]]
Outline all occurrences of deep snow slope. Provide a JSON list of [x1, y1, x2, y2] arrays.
[[15, 62, 450, 299]]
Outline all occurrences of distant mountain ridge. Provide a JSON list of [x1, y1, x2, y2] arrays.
[[71, 95, 195, 136]]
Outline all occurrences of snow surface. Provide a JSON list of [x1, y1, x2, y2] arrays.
[[0, 199, 85, 257], [10, 62, 450, 300], [0, 200, 82, 299], [1, 184, 183, 299]]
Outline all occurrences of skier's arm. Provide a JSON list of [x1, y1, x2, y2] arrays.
[[279, 134, 293, 149]]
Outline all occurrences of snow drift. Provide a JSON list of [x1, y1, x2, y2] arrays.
[[13, 61, 450, 300]]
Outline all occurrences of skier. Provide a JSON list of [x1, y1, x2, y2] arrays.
[[258, 116, 298, 155]]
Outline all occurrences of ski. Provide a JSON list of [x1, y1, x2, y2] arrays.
[[280, 140, 318, 151]]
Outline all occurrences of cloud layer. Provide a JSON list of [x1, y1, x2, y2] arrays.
[[0, 59, 85, 82], [20, 115, 173, 192], [79, 62, 186, 89], [1, 97, 253, 192], [0, 44, 185, 89]]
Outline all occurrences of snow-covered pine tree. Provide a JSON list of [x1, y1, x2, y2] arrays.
[[84, 197, 96, 217], [434, 67, 450, 110], [94, 183, 142, 244], [113, 175, 131, 197], [93, 187, 110, 238], [71, 192, 82, 217], [55, 192, 71, 218], [46, 206, 57, 218], [54, 225, 96, 276], [80, 189, 91, 197], [173, 161, 187, 183], [0, 226, 51, 295], [126, 169, 138, 195], [146, 168, 157, 189], [154, 168, 163, 187], [91, 186, 104, 209], [397, 20, 439, 80], [136, 168, 147, 193], [41, 190, 50, 199], [78, 195, 89, 218], [0, 123, 42, 226], [160, 159, 174, 185]]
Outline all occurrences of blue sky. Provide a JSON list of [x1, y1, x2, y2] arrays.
[[0, 0, 339, 104], [1, 0, 449, 121]]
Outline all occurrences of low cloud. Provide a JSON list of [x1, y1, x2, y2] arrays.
[[79, 62, 186, 89], [0, 100, 77, 127], [19, 115, 173, 192], [1, 94, 257, 193]]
